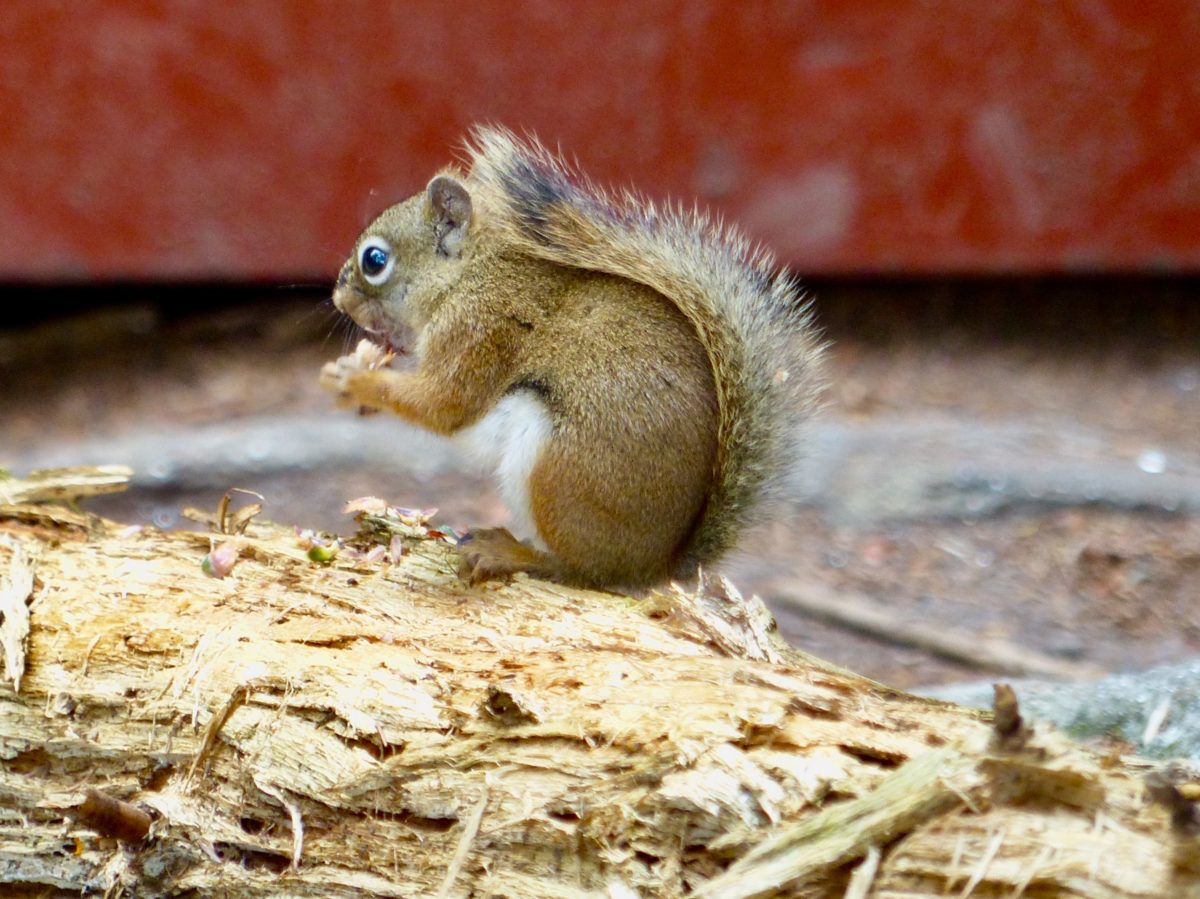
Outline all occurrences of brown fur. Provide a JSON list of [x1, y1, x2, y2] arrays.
[[321, 127, 823, 588]]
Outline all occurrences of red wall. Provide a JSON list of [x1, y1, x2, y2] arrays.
[[1, 2, 1197, 280]]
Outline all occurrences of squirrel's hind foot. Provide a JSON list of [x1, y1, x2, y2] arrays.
[[456, 527, 560, 585]]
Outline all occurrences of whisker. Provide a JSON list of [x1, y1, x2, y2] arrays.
[[289, 295, 338, 331], [274, 281, 331, 291]]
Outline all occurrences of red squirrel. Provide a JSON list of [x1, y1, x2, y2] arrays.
[[321, 127, 824, 588]]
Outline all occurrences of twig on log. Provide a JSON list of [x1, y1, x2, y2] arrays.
[[437, 784, 491, 899], [843, 845, 881, 899], [187, 683, 253, 783], [0, 465, 133, 504], [695, 747, 982, 898], [0, 534, 35, 690], [257, 779, 305, 871], [74, 789, 153, 843]]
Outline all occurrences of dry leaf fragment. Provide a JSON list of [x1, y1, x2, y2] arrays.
[[344, 496, 391, 516], [215, 488, 265, 535]]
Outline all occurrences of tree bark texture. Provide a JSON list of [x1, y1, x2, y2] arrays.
[[0, 486, 1197, 898]]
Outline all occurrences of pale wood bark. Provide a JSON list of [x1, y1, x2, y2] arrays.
[[0, 478, 1196, 898]]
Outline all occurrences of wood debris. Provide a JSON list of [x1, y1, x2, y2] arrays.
[[0, 473, 1195, 897]]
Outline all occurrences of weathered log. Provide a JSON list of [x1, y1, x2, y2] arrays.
[[1, 480, 1197, 898]]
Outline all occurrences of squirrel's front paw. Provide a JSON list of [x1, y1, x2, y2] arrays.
[[320, 340, 395, 411], [319, 357, 372, 410]]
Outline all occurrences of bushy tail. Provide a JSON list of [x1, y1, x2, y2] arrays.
[[465, 126, 825, 571]]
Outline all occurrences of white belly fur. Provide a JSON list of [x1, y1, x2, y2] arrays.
[[452, 392, 553, 550]]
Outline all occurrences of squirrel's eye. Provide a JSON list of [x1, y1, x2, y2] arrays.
[[359, 238, 393, 285]]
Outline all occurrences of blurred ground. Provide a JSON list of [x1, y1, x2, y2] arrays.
[[3, 282, 1198, 689]]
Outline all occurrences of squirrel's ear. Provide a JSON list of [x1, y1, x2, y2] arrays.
[[427, 175, 473, 257]]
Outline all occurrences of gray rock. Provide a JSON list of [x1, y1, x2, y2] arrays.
[[922, 658, 1200, 763]]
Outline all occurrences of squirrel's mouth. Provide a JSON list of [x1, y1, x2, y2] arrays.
[[331, 284, 411, 356], [381, 335, 408, 356], [358, 323, 410, 357]]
